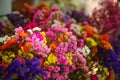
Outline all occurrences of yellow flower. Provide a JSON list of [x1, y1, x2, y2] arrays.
[[103, 67, 109, 76], [66, 53, 73, 65], [100, 77, 105, 80], [18, 47, 34, 59], [18, 49, 23, 56], [45, 53, 57, 65], [2, 51, 16, 64], [87, 38, 97, 47], [18, 47, 24, 56], [40, 32, 47, 45]]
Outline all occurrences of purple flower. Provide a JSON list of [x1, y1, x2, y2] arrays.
[[7, 13, 27, 27], [4, 57, 47, 80], [62, 14, 71, 23]]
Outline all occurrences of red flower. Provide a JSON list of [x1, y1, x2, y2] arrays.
[[90, 75, 98, 80]]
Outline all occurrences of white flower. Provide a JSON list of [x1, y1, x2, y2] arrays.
[[32, 27, 41, 32], [51, 20, 61, 27], [27, 29, 33, 34], [70, 23, 81, 35], [77, 45, 90, 57]]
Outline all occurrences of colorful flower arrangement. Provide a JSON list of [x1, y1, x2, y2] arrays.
[[0, 20, 89, 80], [0, 1, 120, 80]]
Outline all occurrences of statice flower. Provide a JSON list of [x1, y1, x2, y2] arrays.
[[55, 42, 68, 56], [45, 31, 57, 40], [67, 35, 78, 53], [32, 5, 62, 31], [5, 57, 47, 80], [62, 14, 71, 23], [23, 22, 38, 32], [0, 65, 4, 76], [26, 33, 50, 57], [7, 13, 27, 27], [48, 25, 68, 34], [70, 10, 89, 23]]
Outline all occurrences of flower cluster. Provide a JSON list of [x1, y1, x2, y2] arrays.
[[0, 21, 88, 80], [65, 22, 111, 79], [6, 13, 29, 27], [1, 1, 120, 80]]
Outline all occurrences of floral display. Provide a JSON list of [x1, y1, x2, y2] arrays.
[[0, 20, 89, 80], [0, 1, 120, 80]]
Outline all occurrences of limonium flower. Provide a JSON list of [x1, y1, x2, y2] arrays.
[[66, 53, 73, 65], [0, 38, 17, 50], [77, 45, 91, 57], [29, 34, 50, 57], [70, 23, 81, 35], [18, 47, 34, 59], [45, 53, 57, 65], [45, 31, 57, 40], [4, 57, 47, 80], [7, 13, 27, 27], [2, 51, 16, 64], [40, 32, 47, 45], [87, 38, 97, 47], [23, 22, 38, 32]]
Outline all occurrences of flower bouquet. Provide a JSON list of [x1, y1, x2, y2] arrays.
[[0, 19, 89, 80]]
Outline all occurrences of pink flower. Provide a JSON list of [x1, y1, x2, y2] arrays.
[[32, 32, 43, 40], [70, 65, 76, 72], [57, 56, 68, 65], [46, 31, 56, 40], [15, 27, 24, 38], [83, 66, 89, 72], [53, 66, 60, 72]]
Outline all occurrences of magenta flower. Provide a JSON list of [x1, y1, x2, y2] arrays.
[[23, 22, 38, 32], [46, 31, 56, 40], [90, 75, 98, 80]]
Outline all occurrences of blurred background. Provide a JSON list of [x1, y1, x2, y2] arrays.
[[0, 0, 119, 16]]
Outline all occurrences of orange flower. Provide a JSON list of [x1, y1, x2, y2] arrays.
[[49, 43, 57, 50], [101, 40, 111, 50], [18, 31, 28, 38], [109, 70, 114, 80], [0, 52, 2, 57], [0, 38, 17, 50], [0, 44, 8, 50], [7, 38, 17, 45], [99, 34, 110, 41], [23, 42, 32, 53], [57, 35, 63, 43], [64, 32, 70, 40], [103, 34, 110, 41], [57, 37, 62, 43], [37, 2, 49, 11], [24, 3, 31, 11], [84, 25, 96, 35]]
